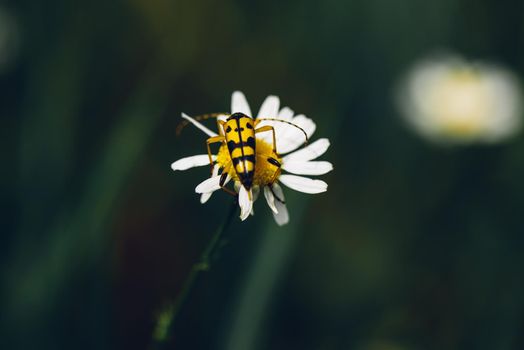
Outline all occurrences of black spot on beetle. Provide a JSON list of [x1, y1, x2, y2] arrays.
[[267, 157, 281, 167], [227, 140, 239, 151], [232, 154, 255, 165], [246, 137, 256, 148]]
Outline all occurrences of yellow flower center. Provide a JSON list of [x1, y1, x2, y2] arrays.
[[216, 138, 282, 187]]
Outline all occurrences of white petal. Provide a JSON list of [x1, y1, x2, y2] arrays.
[[282, 161, 333, 176], [257, 95, 280, 119], [256, 106, 292, 144], [200, 165, 219, 203], [263, 186, 278, 214], [196, 171, 231, 197], [278, 107, 294, 122], [256, 106, 297, 146], [217, 114, 229, 123], [171, 154, 214, 171], [278, 115, 316, 154], [181, 113, 218, 137], [231, 91, 252, 116], [283, 138, 330, 162], [238, 186, 253, 221], [292, 115, 317, 138], [217, 114, 230, 134], [274, 202, 289, 226], [271, 183, 289, 226], [279, 174, 328, 194], [200, 191, 212, 204], [195, 175, 221, 193]]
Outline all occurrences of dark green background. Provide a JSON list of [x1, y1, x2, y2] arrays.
[[2, 0, 524, 349]]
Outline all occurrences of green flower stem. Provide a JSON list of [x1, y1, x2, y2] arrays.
[[151, 199, 238, 349]]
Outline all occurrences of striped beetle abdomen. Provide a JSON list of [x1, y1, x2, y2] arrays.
[[224, 112, 256, 190]]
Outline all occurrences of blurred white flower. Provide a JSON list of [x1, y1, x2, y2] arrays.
[[397, 55, 523, 144], [171, 91, 332, 225]]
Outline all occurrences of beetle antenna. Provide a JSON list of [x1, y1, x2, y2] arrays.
[[176, 113, 229, 136], [257, 118, 309, 145]]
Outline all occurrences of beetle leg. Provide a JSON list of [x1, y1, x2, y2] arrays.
[[255, 125, 278, 154], [217, 119, 227, 136], [266, 157, 282, 185], [219, 162, 237, 196], [269, 184, 285, 204], [206, 135, 225, 175]]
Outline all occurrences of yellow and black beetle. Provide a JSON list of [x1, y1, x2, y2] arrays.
[[177, 112, 308, 198], [206, 112, 282, 192]]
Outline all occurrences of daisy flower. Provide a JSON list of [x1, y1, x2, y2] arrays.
[[171, 91, 333, 225], [397, 55, 523, 144]]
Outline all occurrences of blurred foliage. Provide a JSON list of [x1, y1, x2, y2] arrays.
[[1, 0, 524, 349]]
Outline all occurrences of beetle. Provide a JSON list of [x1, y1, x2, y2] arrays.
[[177, 112, 308, 198], [206, 112, 282, 192]]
